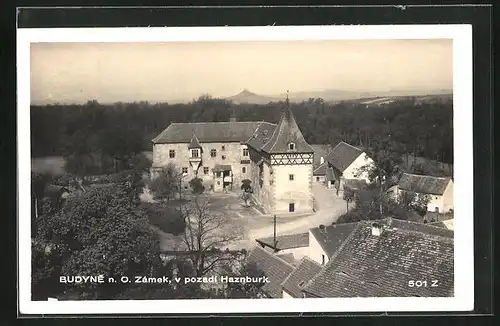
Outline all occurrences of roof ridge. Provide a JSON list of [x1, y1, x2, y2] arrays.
[[391, 227, 455, 244], [303, 222, 364, 295], [339, 141, 362, 152], [262, 111, 284, 152]]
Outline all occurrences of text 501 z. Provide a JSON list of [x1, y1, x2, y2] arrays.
[[408, 280, 439, 287]]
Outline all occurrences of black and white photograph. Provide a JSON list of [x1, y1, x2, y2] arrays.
[[17, 24, 474, 314]]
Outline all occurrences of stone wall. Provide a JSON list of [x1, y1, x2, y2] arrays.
[[152, 142, 251, 190]]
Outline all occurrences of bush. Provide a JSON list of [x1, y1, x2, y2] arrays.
[[143, 203, 186, 235]]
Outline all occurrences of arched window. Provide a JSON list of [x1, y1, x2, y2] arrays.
[[288, 142, 296, 150]]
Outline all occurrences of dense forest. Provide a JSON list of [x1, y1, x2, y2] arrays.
[[31, 95, 453, 174]]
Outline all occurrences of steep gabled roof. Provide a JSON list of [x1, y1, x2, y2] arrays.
[[188, 133, 202, 149], [326, 142, 364, 172], [281, 257, 323, 298], [152, 121, 265, 144], [246, 246, 295, 298], [398, 173, 452, 195], [302, 218, 454, 298], [259, 102, 314, 154]]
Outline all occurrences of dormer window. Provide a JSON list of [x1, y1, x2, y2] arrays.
[[288, 142, 296, 150], [191, 149, 200, 158]]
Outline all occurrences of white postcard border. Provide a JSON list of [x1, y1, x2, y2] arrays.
[[17, 25, 474, 314]]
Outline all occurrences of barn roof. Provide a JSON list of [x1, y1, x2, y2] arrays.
[[398, 173, 452, 195], [302, 218, 454, 298], [326, 142, 364, 172]]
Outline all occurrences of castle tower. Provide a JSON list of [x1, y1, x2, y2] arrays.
[[260, 92, 315, 214]]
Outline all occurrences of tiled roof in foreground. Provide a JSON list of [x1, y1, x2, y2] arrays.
[[303, 219, 454, 298], [246, 246, 295, 298], [281, 257, 323, 298]]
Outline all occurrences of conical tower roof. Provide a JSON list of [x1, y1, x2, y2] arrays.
[[188, 132, 202, 149], [261, 92, 314, 154]]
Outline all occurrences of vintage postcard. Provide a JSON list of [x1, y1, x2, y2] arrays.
[[18, 24, 473, 314]]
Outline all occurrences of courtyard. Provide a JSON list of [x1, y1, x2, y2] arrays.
[[148, 183, 349, 252]]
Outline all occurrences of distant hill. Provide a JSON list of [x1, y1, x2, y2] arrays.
[[225, 89, 280, 105], [224, 88, 453, 105]]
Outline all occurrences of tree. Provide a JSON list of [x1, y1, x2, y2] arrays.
[[100, 126, 144, 172], [31, 172, 52, 221], [141, 202, 186, 236], [359, 138, 404, 215], [148, 163, 180, 202], [343, 187, 355, 212], [224, 261, 267, 298], [241, 179, 253, 193], [32, 185, 164, 300], [189, 177, 205, 194], [398, 190, 431, 217], [182, 195, 242, 277]]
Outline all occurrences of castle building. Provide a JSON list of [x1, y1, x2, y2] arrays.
[[151, 97, 315, 215]]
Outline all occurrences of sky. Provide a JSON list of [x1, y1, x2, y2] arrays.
[[30, 39, 453, 104]]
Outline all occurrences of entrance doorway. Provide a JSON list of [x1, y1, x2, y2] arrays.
[[289, 203, 295, 212]]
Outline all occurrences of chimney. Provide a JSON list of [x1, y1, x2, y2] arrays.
[[320, 156, 325, 165], [371, 222, 384, 236]]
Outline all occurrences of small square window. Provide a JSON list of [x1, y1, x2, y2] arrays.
[[242, 167, 246, 173], [203, 167, 209, 175], [243, 148, 249, 156], [316, 177, 320, 182], [289, 174, 294, 181], [210, 149, 217, 157], [191, 149, 200, 158], [222, 155, 226, 160], [221, 145, 225, 151], [182, 167, 188, 174], [288, 143, 295, 150], [169, 150, 175, 158]]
